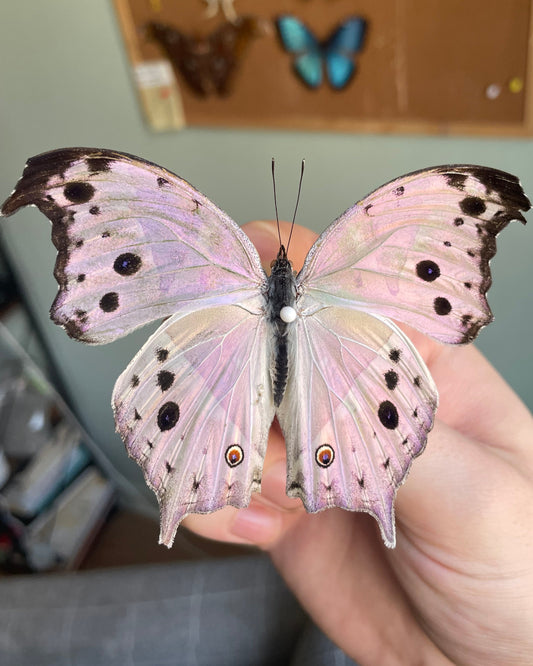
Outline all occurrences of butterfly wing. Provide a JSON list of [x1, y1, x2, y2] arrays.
[[113, 303, 274, 546], [277, 304, 437, 547], [207, 16, 261, 96], [297, 166, 529, 344], [148, 18, 259, 97], [325, 17, 366, 89], [1, 148, 265, 344], [146, 23, 211, 96], [276, 15, 323, 89]]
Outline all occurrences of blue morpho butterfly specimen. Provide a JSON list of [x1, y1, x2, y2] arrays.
[[276, 15, 367, 90]]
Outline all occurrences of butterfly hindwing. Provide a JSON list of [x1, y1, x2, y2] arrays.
[[325, 17, 366, 89], [277, 304, 437, 547], [113, 304, 274, 546], [298, 166, 529, 344], [276, 15, 366, 89], [1, 148, 265, 344]]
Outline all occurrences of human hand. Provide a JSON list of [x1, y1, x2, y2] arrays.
[[184, 220, 533, 665]]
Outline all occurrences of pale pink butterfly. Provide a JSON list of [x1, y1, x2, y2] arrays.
[[1, 149, 529, 548]]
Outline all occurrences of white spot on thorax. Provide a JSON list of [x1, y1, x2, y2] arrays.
[[280, 306, 297, 323]]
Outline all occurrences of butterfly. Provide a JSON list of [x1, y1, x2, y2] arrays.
[[276, 15, 367, 89], [1, 149, 529, 548], [145, 17, 260, 97]]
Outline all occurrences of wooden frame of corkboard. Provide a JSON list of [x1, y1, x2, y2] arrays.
[[113, 0, 533, 135]]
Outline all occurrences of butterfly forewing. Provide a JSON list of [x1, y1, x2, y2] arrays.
[[276, 303, 437, 547], [1, 148, 265, 344], [113, 303, 275, 546], [298, 166, 529, 344]]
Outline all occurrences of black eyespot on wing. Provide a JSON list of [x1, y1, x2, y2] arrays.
[[157, 402, 180, 431], [75, 239, 84, 248], [416, 260, 440, 282], [358, 476, 365, 488], [389, 348, 401, 363], [89, 205, 100, 215], [444, 241, 452, 247], [394, 186, 405, 196], [102, 230, 110, 238], [464, 282, 472, 289], [113, 252, 142, 276], [157, 370, 175, 392], [434, 297, 452, 316], [157, 176, 169, 187], [63, 182, 95, 204], [99, 292, 119, 312], [384, 370, 399, 390], [467, 249, 476, 257], [77, 274, 86, 282], [454, 217, 464, 226], [378, 401, 399, 429], [156, 348, 169, 362], [460, 196, 486, 217], [131, 374, 140, 388]]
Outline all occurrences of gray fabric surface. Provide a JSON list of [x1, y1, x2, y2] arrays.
[[0, 554, 358, 665]]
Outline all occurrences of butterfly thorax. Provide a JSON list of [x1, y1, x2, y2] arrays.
[[267, 246, 297, 407]]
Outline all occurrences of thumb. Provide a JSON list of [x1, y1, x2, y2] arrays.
[[241, 220, 317, 272]]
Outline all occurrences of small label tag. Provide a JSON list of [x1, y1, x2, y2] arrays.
[[134, 60, 174, 89]]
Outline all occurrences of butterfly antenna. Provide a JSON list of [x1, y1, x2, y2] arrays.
[[271, 157, 283, 248], [286, 159, 305, 254]]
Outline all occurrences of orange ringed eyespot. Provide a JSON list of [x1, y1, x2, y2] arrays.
[[225, 444, 244, 467], [315, 444, 335, 468]]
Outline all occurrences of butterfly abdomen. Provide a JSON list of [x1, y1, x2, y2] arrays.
[[267, 249, 297, 407]]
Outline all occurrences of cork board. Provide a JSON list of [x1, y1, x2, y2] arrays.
[[113, 0, 533, 134]]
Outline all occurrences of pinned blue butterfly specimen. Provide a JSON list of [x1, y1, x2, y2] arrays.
[[276, 15, 367, 90]]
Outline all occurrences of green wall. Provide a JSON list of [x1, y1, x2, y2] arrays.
[[1, 1, 531, 496]]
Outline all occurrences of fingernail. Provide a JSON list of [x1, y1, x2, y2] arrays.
[[230, 502, 281, 544]]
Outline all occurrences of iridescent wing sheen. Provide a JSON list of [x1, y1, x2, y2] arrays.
[[113, 303, 275, 547], [277, 304, 437, 547], [1, 148, 266, 344], [297, 166, 529, 344]]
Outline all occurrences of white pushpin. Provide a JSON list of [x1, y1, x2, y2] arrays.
[[280, 306, 297, 323]]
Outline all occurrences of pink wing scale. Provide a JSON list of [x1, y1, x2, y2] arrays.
[[1, 148, 265, 344], [277, 303, 437, 547], [112, 303, 274, 547], [299, 167, 529, 343]]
